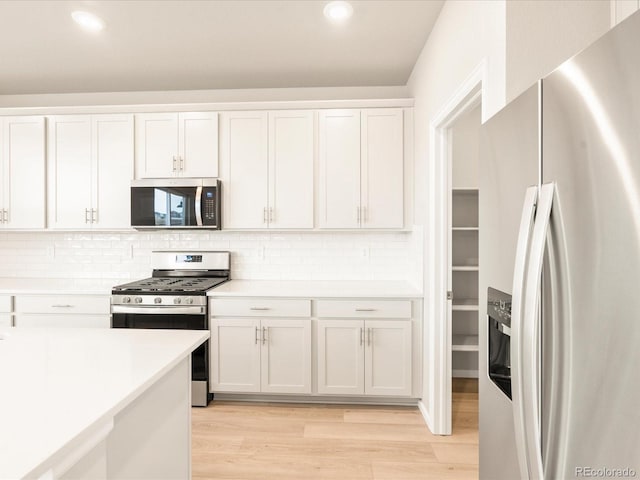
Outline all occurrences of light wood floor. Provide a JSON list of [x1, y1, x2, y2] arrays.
[[192, 379, 478, 480]]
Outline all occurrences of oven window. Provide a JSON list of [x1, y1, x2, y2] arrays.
[[111, 312, 206, 330]]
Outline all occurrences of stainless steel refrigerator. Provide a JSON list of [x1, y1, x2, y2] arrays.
[[479, 11, 640, 480]]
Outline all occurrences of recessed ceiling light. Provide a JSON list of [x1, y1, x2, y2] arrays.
[[71, 11, 105, 32], [323, 1, 354, 23]]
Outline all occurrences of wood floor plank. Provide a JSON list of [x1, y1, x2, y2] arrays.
[[431, 443, 479, 465], [344, 408, 426, 425], [372, 461, 478, 480], [192, 379, 480, 479]]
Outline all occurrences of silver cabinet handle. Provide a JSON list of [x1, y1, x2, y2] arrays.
[[172, 156, 177, 172], [367, 328, 372, 346], [269, 207, 274, 223], [52, 304, 74, 308], [91, 208, 98, 224], [180, 155, 184, 171], [362, 206, 367, 223], [355, 308, 376, 312], [250, 307, 270, 311], [85, 208, 91, 223], [3, 209, 7, 223], [360, 327, 364, 346], [262, 326, 268, 345], [255, 326, 260, 345], [263, 207, 268, 224]]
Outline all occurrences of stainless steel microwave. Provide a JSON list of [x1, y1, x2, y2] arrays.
[[131, 178, 221, 229]]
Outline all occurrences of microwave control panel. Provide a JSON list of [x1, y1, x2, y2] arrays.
[[202, 187, 219, 226]]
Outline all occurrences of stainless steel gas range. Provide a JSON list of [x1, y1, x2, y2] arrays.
[[110, 251, 230, 406]]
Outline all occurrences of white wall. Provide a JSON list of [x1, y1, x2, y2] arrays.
[[407, 0, 506, 227], [506, 0, 610, 103], [406, 0, 506, 431]]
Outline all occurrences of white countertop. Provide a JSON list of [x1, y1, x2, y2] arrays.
[[0, 277, 122, 295], [207, 280, 422, 298], [0, 328, 208, 479]]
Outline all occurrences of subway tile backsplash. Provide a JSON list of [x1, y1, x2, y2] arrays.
[[0, 231, 422, 285]]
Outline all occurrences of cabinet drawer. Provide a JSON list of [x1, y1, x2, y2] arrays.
[[14, 295, 110, 315], [210, 298, 311, 318], [316, 300, 412, 319], [0, 295, 12, 313]]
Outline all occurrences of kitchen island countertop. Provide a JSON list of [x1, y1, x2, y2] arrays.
[[0, 327, 208, 479]]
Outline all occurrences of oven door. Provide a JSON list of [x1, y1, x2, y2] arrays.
[[111, 306, 210, 405]]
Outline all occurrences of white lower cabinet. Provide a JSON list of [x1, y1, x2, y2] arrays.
[[210, 318, 311, 394], [0, 314, 11, 327], [13, 294, 110, 328], [317, 319, 412, 396]]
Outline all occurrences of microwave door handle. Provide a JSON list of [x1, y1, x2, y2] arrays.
[[195, 186, 203, 226]]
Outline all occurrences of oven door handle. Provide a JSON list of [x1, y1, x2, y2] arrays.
[[111, 305, 206, 315]]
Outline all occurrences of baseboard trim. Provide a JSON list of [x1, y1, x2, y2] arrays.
[[417, 400, 435, 433]]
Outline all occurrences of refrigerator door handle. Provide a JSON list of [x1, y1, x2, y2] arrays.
[[510, 186, 538, 478], [510, 185, 539, 480], [521, 182, 555, 480]]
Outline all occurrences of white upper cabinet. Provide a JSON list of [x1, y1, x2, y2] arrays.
[[220, 110, 313, 229], [135, 112, 218, 178], [319, 108, 404, 229], [268, 111, 314, 229], [318, 110, 361, 228], [361, 109, 404, 229], [0, 116, 46, 229], [220, 111, 269, 229], [48, 114, 133, 229]]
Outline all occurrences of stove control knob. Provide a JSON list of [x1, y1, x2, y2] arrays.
[[134, 297, 143, 304], [123, 297, 131, 304], [184, 298, 193, 305], [154, 297, 162, 304], [174, 298, 182, 305]]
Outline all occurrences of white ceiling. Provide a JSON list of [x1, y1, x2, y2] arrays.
[[0, 0, 443, 95]]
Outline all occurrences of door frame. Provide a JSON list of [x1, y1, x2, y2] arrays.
[[426, 60, 485, 435]]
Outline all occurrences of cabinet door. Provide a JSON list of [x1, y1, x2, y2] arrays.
[[210, 318, 261, 393], [318, 110, 361, 228], [260, 319, 311, 394], [0, 314, 12, 327], [361, 109, 404, 229], [268, 111, 314, 229], [47, 116, 92, 228], [364, 320, 412, 396], [317, 319, 364, 395], [1, 116, 46, 229], [134, 113, 179, 178], [219, 111, 268, 229], [178, 112, 218, 177], [92, 115, 134, 229]]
